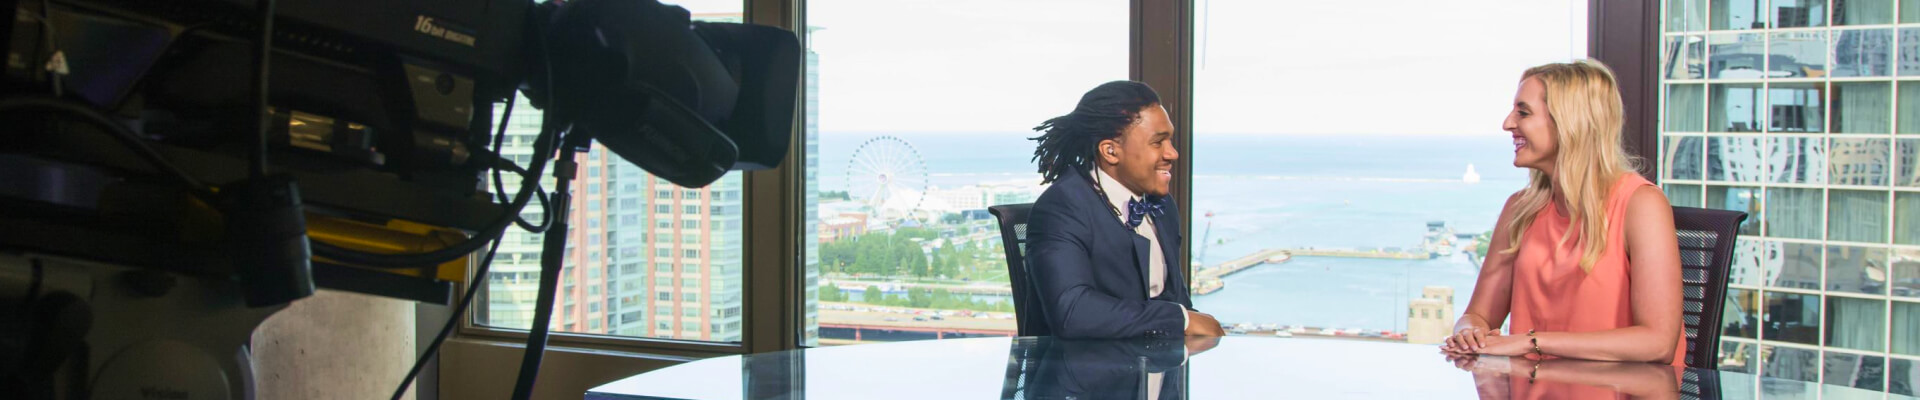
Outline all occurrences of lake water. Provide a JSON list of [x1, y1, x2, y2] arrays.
[[820, 131, 1530, 332]]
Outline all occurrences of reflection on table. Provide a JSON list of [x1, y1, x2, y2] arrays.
[[1006, 337, 1211, 400], [1451, 355, 1683, 400], [584, 336, 1913, 400]]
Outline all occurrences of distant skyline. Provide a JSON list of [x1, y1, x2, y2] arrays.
[[669, 0, 1586, 136]]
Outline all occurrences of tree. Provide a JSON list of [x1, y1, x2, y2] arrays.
[[937, 249, 959, 278], [1473, 230, 1493, 260], [907, 287, 933, 308], [896, 227, 938, 241], [929, 288, 956, 309], [819, 284, 845, 302], [855, 236, 885, 275], [888, 235, 921, 277], [863, 286, 882, 304], [926, 252, 945, 278], [910, 246, 929, 277], [820, 240, 855, 274]]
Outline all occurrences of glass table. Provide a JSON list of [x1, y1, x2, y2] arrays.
[[586, 336, 1913, 399]]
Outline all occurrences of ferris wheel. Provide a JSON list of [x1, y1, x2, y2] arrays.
[[845, 136, 929, 216]]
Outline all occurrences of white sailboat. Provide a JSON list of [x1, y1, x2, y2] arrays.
[[1462, 164, 1481, 184]]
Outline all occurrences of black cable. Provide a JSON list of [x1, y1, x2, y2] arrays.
[[509, 17, 568, 397], [307, 112, 558, 268], [491, 94, 552, 233], [392, 19, 566, 392], [0, 96, 217, 202], [249, 0, 275, 178], [509, 138, 575, 400], [387, 233, 503, 400], [496, 114, 551, 232]]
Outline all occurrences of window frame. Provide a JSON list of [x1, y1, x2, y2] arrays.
[[458, 0, 790, 358], [1589, 0, 1663, 178]]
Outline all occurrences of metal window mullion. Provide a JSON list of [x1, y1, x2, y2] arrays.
[[1821, 344, 1894, 357], [1769, 286, 1832, 296], [1132, 0, 1194, 279], [1735, 0, 1768, 391], [1765, 340, 1828, 352], [743, 0, 802, 354], [1884, 294, 1895, 391]]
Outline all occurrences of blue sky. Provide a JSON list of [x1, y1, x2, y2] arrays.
[[671, 0, 1587, 136]]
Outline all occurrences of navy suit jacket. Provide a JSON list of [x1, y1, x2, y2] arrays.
[[1027, 165, 1192, 339]]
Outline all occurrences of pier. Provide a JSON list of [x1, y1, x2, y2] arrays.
[[825, 279, 1013, 297], [1284, 248, 1429, 260], [1193, 248, 1292, 295], [1192, 247, 1430, 295]]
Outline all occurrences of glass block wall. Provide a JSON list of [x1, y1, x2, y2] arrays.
[[1659, 0, 1920, 396]]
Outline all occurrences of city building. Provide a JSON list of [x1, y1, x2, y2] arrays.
[[1405, 286, 1454, 345], [924, 186, 986, 212], [803, 36, 822, 346], [819, 213, 870, 243], [481, 97, 548, 330], [1660, 1, 1920, 386]]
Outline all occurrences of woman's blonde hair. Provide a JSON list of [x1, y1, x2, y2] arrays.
[[1502, 59, 1641, 273]]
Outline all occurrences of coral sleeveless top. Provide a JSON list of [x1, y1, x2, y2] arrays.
[[1510, 173, 1686, 366]]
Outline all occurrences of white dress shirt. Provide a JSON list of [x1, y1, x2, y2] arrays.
[[1092, 168, 1188, 331]]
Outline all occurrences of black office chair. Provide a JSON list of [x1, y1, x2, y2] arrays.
[[1678, 367, 1724, 400], [998, 337, 1047, 400], [988, 203, 1050, 337], [1672, 206, 1747, 370]]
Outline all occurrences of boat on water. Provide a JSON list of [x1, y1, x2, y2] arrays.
[[1462, 164, 1481, 184]]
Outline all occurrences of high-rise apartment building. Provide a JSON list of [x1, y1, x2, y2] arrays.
[[1657, 0, 1920, 391]]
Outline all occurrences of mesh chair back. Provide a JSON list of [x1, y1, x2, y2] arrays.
[[989, 204, 1049, 337], [1673, 206, 1747, 369], [1678, 367, 1723, 400]]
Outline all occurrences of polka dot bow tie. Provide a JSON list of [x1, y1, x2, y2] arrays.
[[1125, 196, 1165, 229]]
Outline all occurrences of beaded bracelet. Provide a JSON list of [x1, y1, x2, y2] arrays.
[[1528, 329, 1542, 356]]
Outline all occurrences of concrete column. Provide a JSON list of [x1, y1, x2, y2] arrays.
[[253, 289, 417, 400]]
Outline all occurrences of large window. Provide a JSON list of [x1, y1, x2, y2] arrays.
[[474, 0, 749, 344], [802, 0, 1126, 346], [1658, 0, 1920, 392], [460, 4, 1920, 390], [1185, 0, 1586, 344]]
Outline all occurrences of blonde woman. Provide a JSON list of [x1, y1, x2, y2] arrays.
[[1440, 60, 1686, 366]]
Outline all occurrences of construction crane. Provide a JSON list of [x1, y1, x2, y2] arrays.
[[1196, 211, 1214, 267]]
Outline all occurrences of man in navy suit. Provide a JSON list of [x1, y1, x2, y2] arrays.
[[1025, 81, 1224, 339]]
